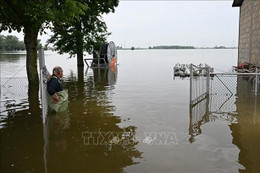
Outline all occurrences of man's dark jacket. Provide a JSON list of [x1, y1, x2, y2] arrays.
[[47, 76, 63, 96]]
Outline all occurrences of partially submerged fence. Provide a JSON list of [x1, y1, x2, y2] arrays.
[[189, 65, 260, 142], [0, 63, 28, 116], [189, 64, 212, 106], [188, 64, 212, 142], [189, 64, 260, 109], [0, 49, 49, 122], [1, 77, 28, 100]]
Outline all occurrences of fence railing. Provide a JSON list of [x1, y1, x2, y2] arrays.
[[190, 66, 260, 107], [190, 64, 212, 106], [1, 77, 28, 98], [189, 66, 260, 142]]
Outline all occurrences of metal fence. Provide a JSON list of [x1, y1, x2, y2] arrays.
[[1, 77, 28, 100], [189, 64, 211, 142], [209, 73, 259, 114], [190, 66, 260, 108], [189, 64, 212, 105], [209, 75, 237, 114], [0, 77, 28, 116], [189, 67, 260, 142], [0, 49, 49, 121]]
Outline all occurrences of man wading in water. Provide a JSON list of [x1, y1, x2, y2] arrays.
[[47, 66, 64, 103]]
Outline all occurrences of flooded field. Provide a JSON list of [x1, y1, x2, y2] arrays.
[[1, 49, 260, 173]]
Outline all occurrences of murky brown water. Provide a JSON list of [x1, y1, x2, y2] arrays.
[[1, 50, 260, 173]]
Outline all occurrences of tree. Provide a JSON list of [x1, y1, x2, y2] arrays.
[[0, 0, 87, 89], [17, 40, 25, 50], [48, 0, 119, 67], [0, 35, 5, 50], [0, 35, 25, 50], [4, 35, 20, 50], [37, 39, 42, 50]]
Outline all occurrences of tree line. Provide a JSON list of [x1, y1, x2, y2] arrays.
[[151, 45, 195, 49], [0, 35, 25, 51], [0, 35, 43, 51]]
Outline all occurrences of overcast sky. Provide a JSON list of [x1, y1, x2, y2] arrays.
[[2, 0, 239, 48]]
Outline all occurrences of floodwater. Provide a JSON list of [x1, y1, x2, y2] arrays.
[[0, 49, 260, 173]]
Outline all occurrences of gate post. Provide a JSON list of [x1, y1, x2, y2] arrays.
[[206, 66, 210, 96], [255, 67, 259, 96], [39, 48, 48, 123], [190, 64, 193, 105]]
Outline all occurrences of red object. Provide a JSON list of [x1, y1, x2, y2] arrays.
[[110, 57, 116, 67], [110, 57, 117, 73], [233, 62, 259, 72]]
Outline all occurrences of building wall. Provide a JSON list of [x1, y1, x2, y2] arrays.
[[238, 0, 260, 65]]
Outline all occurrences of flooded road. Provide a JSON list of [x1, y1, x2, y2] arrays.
[[1, 49, 260, 172]]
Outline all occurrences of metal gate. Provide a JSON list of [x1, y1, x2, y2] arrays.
[[189, 66, 260, 142]]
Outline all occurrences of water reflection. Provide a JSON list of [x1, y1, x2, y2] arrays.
[[230, 77, 260, 173], [189, 76, 239, 142], [4, 49, 254, 172], [1, 65, 141, 172], [189, 96, 210, 143], [0, 53, 27, 78], [87, 66, 118, 87], [0, 52, 26, 63], [189, 76, 260, 172], [43, 67, 141, 173], [0, 108, 43, 172]]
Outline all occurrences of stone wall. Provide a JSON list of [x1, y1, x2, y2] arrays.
[[238, 0, 260, 65]]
